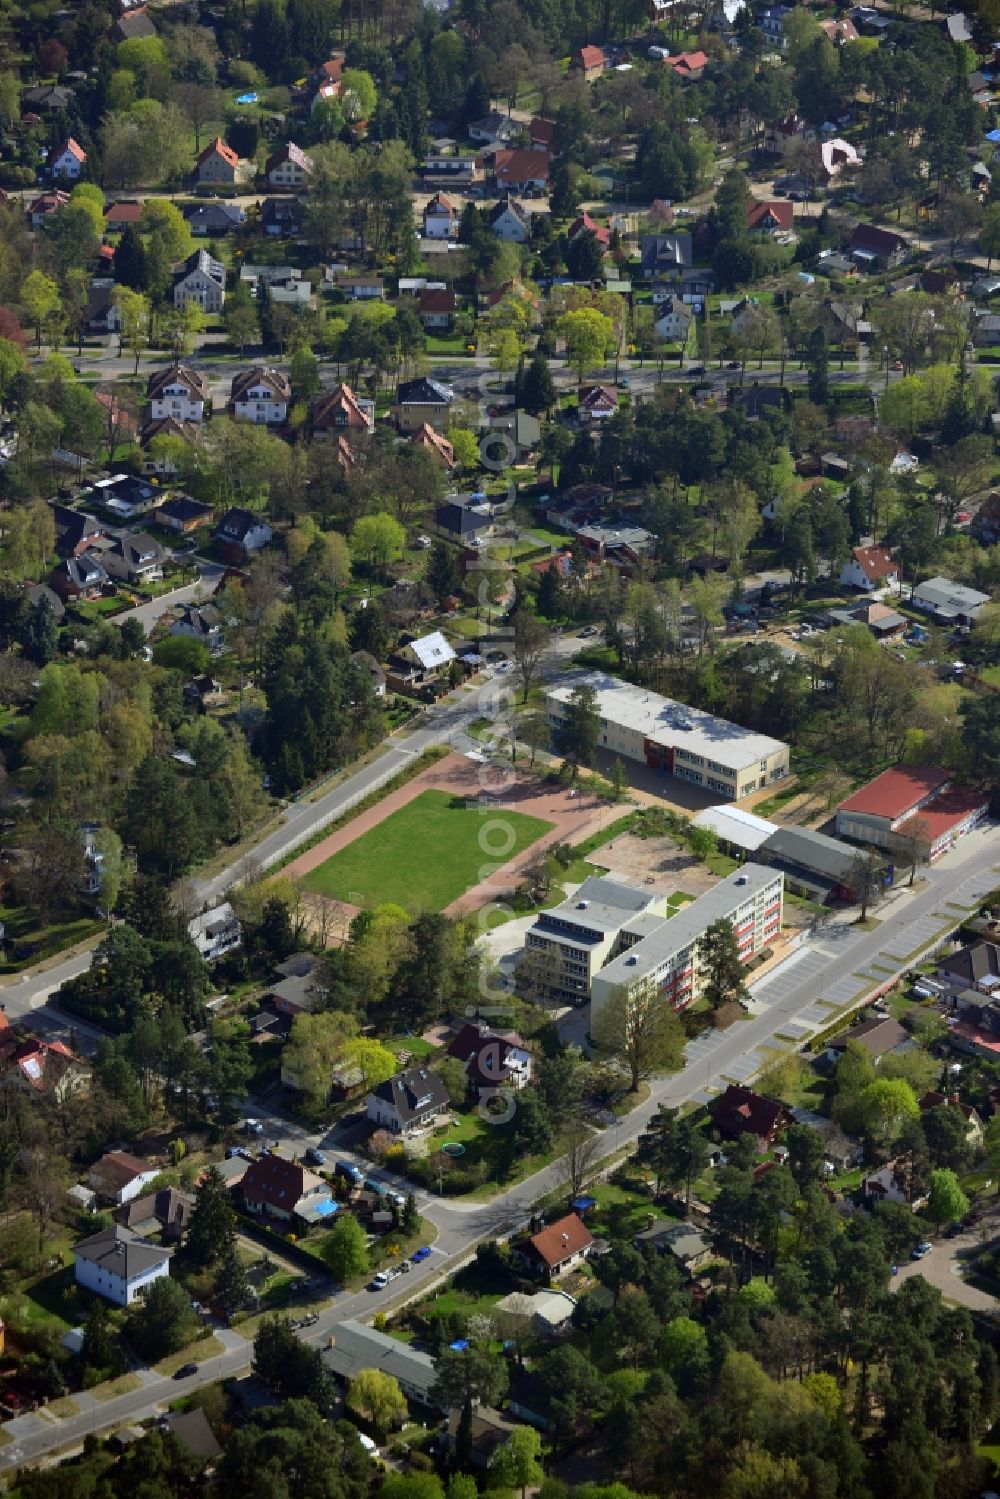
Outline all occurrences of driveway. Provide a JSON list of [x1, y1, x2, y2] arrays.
[[119, 564, 224, 637], [892, 1216, 1000, 1313]]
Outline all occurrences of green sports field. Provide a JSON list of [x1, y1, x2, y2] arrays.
[[302, 789, 553, 912]]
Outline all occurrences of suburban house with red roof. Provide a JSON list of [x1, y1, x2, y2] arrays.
[[51, 137, 86, 180], [241, 1155, 335, 1225], [665, 50, 708, 79], [517, 1213, 594, 1278], [488, 149, 550, 194], [313, 382, 374, 432], [0, 1031, 89, 1102], [836, 765, 988, 858], [88, 1150, 160, 1207], [410, 423, 454, 467], [840, 545, 900, 594], [104, 199, 143, 228], [530, 116, 556, 148], [574, 45, 609, 80], [27, 189, 69, 227], [821, 15, 859, 41], [418, 287, 456, 330], [578, 385, 620, 422], [919, 1090, 984, 1144], [196, 137, 240, 185], [712, 1085, 792, 1151], [230, 366, 291, 425], [747, 200, 794, 236], [568, 212, 610, 246], [849, 223, 908, 270], [316, 54, 345, 86], [764, 113, 806, 155]]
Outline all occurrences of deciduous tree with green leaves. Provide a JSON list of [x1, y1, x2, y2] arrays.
[[925, 1167, 969, 1231], [347, 1368, 407, 1434], [558, 307, 614, 385], [592, 983, 685, 1093], [321, 1211, 370, 1283]]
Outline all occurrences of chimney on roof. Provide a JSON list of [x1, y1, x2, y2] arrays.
[[562, 1232, 569, 1244]]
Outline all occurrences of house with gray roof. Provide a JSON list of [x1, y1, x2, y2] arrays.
[[910, 576, 990, 626], [73, 1223, 171, 1306], [366, 1065, 450, 1134], [640, 234, 693, 276], [759, 825, 863, 903], [633, 1220, 714, 1272], [322, 1320, 442, 1407]]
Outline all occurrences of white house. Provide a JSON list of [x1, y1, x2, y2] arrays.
[[653, 299, 693, 342], [195, 137, 239, 184], [489, 197, 532, 243], [173, 250, 226, 314], [423, 192, 458, 239], [216, 507, 274, 553], [366, 1065, 450, 1134], [861, 1161, 926, 1210], [188, 901, 242, 961], [147, 363, 210, 422], [51, 137, 86, 180], [74, 1224, 171, 1307], [265, 142, 313, 188], [88, 1151, 160, 1207], [172, 602, 222, 650], [839, 545, 900, 595], [230, 366, 291, 424]]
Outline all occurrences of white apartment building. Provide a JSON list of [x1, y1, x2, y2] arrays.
[[522, 876, 671, 1004], [590, 864, 783, 1019], [230, 366, 291, 424], [546, 674, 789, 800], [147, 363, 209, 422]]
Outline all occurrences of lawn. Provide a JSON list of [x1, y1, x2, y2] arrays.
[[302, 789, 553, 911], [0, 906, 103, 974]]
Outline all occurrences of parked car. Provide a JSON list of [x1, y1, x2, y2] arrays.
[[304, 1148, 326, 1168], [244, 1119, 264, 1136], [173, 1362, 199, 1379], [411, 1245, 433, 1263], [911, 1241, 933, 1260], [335, 1160, 364, 1185], [370, 1271, 392, 1290]]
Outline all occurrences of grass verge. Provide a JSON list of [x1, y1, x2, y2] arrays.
[[90, 1373, 143, 1403], [154, 1336, 226, 1377]]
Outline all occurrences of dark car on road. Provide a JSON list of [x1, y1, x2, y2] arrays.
[[173, 1362, 198, 1380]]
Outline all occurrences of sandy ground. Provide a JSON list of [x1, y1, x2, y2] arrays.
[[596, 830, 721, 899], [282, 752, 616, 928]]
